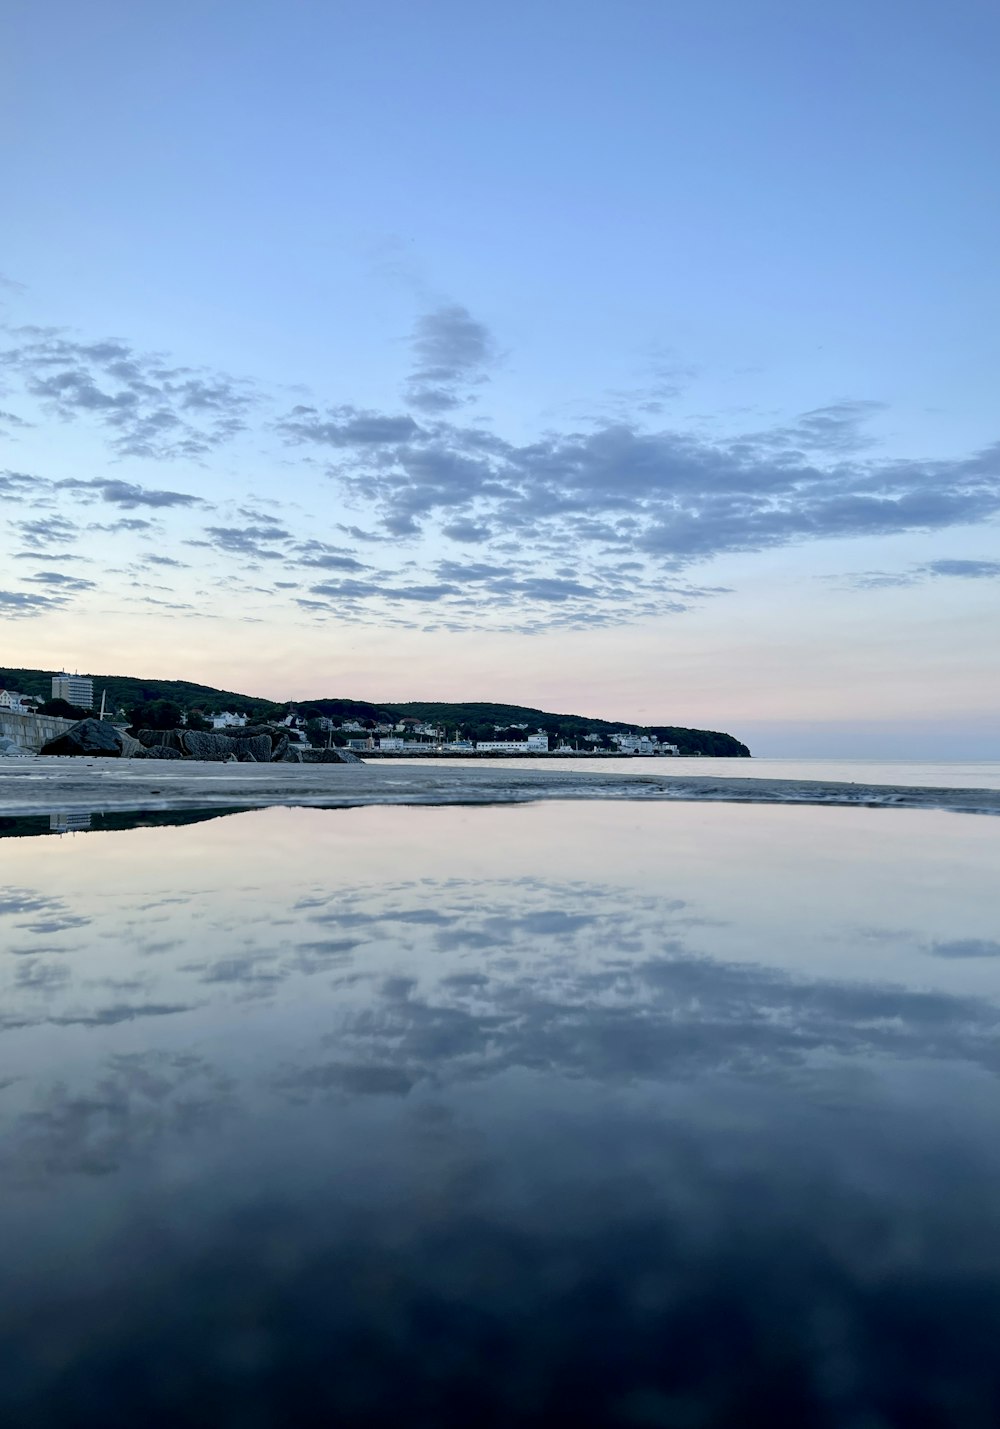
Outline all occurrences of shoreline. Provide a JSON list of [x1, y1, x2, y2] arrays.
[[2, 757, 999, 818]]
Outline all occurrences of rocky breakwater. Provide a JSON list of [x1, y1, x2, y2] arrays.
[[40, 719, 363, 764]]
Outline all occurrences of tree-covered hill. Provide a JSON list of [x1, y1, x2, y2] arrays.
[[0, 668, 281, 722], [0, 669, 750, 756], [388, 702, 750, 756]]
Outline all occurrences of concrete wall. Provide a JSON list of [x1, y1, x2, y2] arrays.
[[0, 710, 77, 753]]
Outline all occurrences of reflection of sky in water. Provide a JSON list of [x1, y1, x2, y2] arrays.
[[2, 802, 1000, 1424]]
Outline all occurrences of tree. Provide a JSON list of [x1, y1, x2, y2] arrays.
[[127, 699, 183, 731], [186, 710, 212, 732], [39, 698, 92, 720], [304, 719, 328, 747]]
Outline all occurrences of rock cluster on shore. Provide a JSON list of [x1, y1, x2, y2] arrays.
[[39, 719, 363, 764]]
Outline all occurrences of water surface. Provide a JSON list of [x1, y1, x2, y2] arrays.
[[2, 801, 1000, 1425], [383, 755, 1000, 789]]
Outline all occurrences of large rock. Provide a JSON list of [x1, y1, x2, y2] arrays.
[[41, 719, 127, 758], [126, 724, 306, 763], [133, 745, 184, 760], [225, 733, 273, 763], [0, 736, 32, 759], [179, 729, 241, 761], [136, 728, 183, 750], [302, 747, 365, 764], [239, 724, 285, 750]]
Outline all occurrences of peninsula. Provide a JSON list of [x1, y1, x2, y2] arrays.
[[1, 667, 751, 758]]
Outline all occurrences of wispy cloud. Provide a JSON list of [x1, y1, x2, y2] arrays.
[[0, 589, 68, 615], [57, 478, 204, 509], [832, 556, 1000, 591], [3, 303, 999, 632], [0, 328, 257, 458], [403, 304, 497, 412]]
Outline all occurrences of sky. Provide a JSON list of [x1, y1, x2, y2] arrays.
[[2, 0, 998, 756]]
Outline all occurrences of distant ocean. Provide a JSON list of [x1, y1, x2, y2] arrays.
[[379, 755, 1000, 791]]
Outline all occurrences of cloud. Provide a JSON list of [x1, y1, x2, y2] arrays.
[[90, 517, 155, 532], [49, 1001, 195, 1027], [0, 589, 67, 614], [832, 555, 1000, 591], [15, 515, 79, 548], [403, 304, 497, 412], [58, 478, 204, 509], [5, 1051, 232, 1177], [923, 558, 1000, 579], [292, 540, 369, 572], [0, 468, 43, 503], [25, 571, 97, 591], [748, 400, 887, 455], [325, 415, 1000, 591], [4, 304, 1000, 632], [441, 518, 492, 543], [0, 408, 31, 434], [275, 404, 420, 447], [275, 1061, 415, 1097], [929, 939, 1000, 960], [0, 329, 257, 458]]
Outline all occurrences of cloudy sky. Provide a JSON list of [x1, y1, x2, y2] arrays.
[[2, 0, 998, 755]]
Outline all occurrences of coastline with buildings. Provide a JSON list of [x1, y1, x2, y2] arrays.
[[0, 666, 751, 761]]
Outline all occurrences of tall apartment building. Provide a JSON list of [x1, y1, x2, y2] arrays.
[[51, 673, 94, 708]]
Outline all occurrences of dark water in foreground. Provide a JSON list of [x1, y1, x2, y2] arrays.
[[2, 801, 1000, 1426]]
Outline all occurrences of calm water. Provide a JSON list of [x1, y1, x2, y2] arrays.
[[2, 801, 1000, 1425], [383, 755, 1000, 789]]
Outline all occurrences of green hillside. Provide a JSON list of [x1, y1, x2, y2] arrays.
[[388, 702, 750, 757], [0, 668, 281, 722], [0, 669, 750, 756]]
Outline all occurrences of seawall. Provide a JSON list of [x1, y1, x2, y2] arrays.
[[0, 711, 77, 753]]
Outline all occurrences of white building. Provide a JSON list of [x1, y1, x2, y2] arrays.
[[612, 733, 657, 755], [0, 689, 28, 712], [472, 730, 549, 754], [379, 737, 407, 751], [210, 711, 248, 730], [51, 673, 94, 708], [611, 731, 679, 756]]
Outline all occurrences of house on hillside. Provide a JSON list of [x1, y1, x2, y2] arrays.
[[210, 711, 248, 730]]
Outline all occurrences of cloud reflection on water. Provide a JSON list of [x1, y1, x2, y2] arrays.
[[1, 804, 1000, 1423]]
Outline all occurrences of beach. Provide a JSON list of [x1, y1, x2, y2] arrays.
[[3, 755, 1000, 818]]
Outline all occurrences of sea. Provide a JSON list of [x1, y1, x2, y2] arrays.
[[381, 754, 1000, 790], [1, 767, 1000, 1424]]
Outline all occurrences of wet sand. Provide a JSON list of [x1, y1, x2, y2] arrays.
[[2, 756, 999, 817]]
